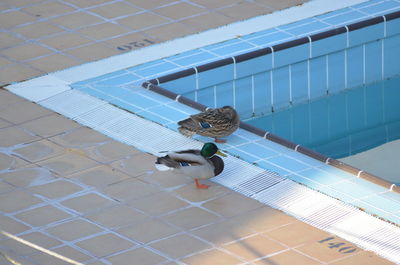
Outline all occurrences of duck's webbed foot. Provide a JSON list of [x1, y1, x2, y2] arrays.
[[195, 179, 209, 189], [214, 138, 226, 143]]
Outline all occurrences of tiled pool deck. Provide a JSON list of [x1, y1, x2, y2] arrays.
[[1, 0, 400, 265]]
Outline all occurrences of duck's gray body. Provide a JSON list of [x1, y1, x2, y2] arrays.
[[155, 149, 224, 180]]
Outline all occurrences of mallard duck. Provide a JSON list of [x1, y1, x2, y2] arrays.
[[154, 142, 226, 189], [178, 106, 240, 143]]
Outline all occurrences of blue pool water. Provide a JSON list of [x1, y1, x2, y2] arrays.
[[246, 76, 400, 159]]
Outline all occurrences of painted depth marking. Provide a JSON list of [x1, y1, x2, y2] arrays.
[[1, 231, 84, 265]]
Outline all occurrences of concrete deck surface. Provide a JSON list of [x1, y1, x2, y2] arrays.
[[0, 0, 395, 264]]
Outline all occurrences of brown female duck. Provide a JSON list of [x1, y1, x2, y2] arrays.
[[178, 106, 240, 143]]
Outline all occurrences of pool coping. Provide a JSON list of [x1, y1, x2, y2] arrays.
[[141, 10, 400, 194]]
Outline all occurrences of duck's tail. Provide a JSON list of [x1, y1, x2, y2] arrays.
[[155, 155, 179, 171], [178, 118, 197, 136]]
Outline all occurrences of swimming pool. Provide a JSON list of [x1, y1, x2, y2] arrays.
[[245, 76, 400, 160]]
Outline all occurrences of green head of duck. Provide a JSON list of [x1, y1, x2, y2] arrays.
[[200, 142, 226, 158]]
